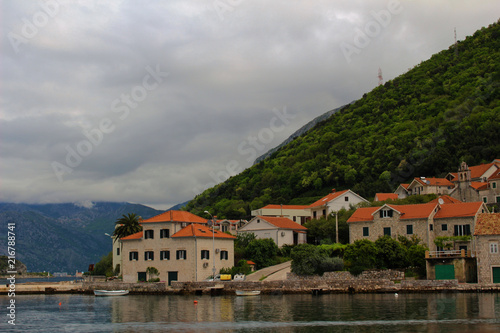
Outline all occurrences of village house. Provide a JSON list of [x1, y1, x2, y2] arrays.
[[449, 161, 500, 205], [307, 189, 368, 220], [251, 204, 310, 225], [238, 216, 307, 247], [216, 219, 247, 235], [119, 210, 235, 284], [394, 183, 410, 199], [405, 177, 455, 196], [474, 213, 500, 284]]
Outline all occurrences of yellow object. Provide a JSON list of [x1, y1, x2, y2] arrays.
[[219, 274, 232, 281]]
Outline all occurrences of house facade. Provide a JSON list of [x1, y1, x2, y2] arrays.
[[449, 161, 500, 205], [474, 213, 500, 284], [119, 210, 235, 284], [348, 200, 489, 252], [238, 216, 307, 247], [405, 177, 455, 196], [394, 184, 410, 199], [251, 204, 310, 225], [308, 189, 368, 220]]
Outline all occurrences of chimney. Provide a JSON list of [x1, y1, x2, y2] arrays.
[[332, 189, 336, 193]]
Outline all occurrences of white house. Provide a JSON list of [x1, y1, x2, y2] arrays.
[[238, 216, 307, 247], [307, 189, 368, 219], [251, 204, 310, 225]]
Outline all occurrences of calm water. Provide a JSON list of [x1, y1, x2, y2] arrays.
[[1, 293, 500, 332]]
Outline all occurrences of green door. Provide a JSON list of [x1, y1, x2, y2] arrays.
[[138, 272, 147, 282], [435, 265, 455, 280], [168, 271, 178, 286], [492, 267, 500, 283]]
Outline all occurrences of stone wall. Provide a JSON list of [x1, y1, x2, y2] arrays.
[[287, 269, 404, 281]]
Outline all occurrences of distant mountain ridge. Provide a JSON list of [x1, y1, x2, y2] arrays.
[[253, 103, 351, 164], [0, 202, 164, 273]]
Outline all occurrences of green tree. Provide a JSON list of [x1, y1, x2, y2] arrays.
[[375, 236, 409, 269], [245, 238, 279, 269], [113, 213, 143, 241], [343, 239, 379, 272], [146, 266, 160, 282], [94, 251, 113, 277]]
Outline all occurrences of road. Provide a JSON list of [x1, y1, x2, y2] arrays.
[[244, 260, 291, 281]]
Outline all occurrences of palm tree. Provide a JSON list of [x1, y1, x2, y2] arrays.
[[113, 213, 142, 242]]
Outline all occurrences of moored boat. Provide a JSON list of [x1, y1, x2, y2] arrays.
[[94, 290, 129, 296], [235, 290, 260, 296]]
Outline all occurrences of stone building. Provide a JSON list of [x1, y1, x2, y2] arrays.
[[449, 161, 500, 204], [238, 216, 307, 247], [474, 213, 500, 284], [119, 210, 235, 284]]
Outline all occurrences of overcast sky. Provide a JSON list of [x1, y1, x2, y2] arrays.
[[1, 1, 498, 210]]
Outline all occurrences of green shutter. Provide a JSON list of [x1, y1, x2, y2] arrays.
[[435, 265, 455, 280], [492, 267, 500, 283]]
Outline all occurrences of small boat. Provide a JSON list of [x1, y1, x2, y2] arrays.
[[94, 290, 129, 296], [235, 290, 261, 296]]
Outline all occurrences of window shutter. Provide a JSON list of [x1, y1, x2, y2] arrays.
[[465, 225, 471, 235], [379, 211, 383, 218], [388, 210, 393, 217], [454, 225, 459, 236]]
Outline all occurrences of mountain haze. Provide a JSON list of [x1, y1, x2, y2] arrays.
[[185, 20, 500, 219]]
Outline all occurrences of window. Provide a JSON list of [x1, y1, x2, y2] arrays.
[[497, 196, 500, 204], [222, 224, 228, 232], [406, 225, 413, 235], [383, 227, 391, 236], [116, 247, 120, 256], [441, 224, 448, 231], [363, 227, 369, 237], [345, 196, 349, 202], [220, 250, 229, 260], [490, 243, 498, 254], [454, 224, 471, 236], [144, 230, 154, 239], [160, 250, 170, 260], [160, 229, 170, 239], [129, 251, 138, 261], [144, 251, 154, 261], [380, 210, 393, 218], [201, 250, 210, 260], [322, 209, 326, 216], [313, 212, 317, 219], [492, 182, 497, 189], [176, 250, 187, 260], [429, 224, 434, 231], [483, 197, 488, 203]]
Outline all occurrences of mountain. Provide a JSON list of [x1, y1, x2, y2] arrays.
[[0, 202, 163, 273], [253, 103, 350, 164], [185, 20, 500, 219]]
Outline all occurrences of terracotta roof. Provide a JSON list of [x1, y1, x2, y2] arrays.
[[260, 204, 309, 210], [429, 195, 462, 204], [308, 189, 350, 208], [474, 213, 500, 236], [434, 202, 485, 219], [375, 193, 398, 201], [399, 184, 410, 189], [121, 231, 143, 240], [142, 210, 207, 224], [470, 182, 488, 191], [247, 260, 256, 265], [347, 203, 437, 222], [450, 162, 498, 181], [256, 216, 307, 230], [413, 177, 454, 187], [171, 224, 236, 239]]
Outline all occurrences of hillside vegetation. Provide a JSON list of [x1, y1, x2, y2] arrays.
[[186, 20, 500, 219]]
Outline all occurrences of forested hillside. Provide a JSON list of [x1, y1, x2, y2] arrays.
[[185, 20, 500, 219]]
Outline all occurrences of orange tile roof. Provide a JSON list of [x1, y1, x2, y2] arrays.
[[142, 210, 207, 224], [470, 182, 488, 191], [474, 213, 500, 235], [121, 231, 143, 240], [256, 216, 307, 230], [434, 202, 485, 219], [261, 204, 310, 210], [375, 193, 399, 201], [429, 195, 462, 204], [347, 203, 437, 222], [450, 162, 498, 181], [171, 224, 236, 239], [413, 177, 454, 187], [488, 169, 500, 180], [308, 189, 350, 208]]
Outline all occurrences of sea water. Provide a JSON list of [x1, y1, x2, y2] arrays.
[[1, 292, 499, 332]]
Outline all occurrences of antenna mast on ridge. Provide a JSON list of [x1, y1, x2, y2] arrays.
[[378, 68, 383, 86], [454, 27, 458, 58]]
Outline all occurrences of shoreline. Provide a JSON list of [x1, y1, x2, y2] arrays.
[[2, 279, 500, 295]]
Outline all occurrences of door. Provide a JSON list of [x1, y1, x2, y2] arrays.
[[435, 265, 455, 280], [168, 271, 178, 286], [492, 267, 500, 283], [137, 272, 147, 282]]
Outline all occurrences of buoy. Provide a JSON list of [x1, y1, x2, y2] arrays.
[[194, 300, 198, 304], [59, 302, 62, 306]]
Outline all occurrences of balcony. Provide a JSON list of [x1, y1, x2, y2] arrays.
[[425, 249, 474, 259]]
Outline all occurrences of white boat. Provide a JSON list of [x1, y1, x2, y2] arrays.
[[235, 290, 261, 296], [94, 290, 129, 296]]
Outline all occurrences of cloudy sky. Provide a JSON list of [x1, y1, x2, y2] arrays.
[[1, 1, 498, 210]]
